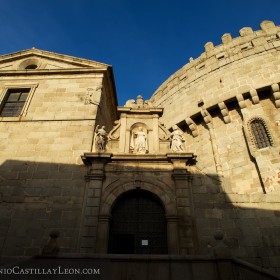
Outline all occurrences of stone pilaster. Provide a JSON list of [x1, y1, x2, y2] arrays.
[[166, 215, 179, 254], [79, 153, 111, 253], [95, 214, 111, 253], [168, 154, 196, 254]]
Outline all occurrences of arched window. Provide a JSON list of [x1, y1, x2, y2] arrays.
[[108, 190, 167, 254], [250, 118, 272, 149]]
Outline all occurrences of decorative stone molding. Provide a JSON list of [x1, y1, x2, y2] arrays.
[[152, 82, 280, 136], [0, 83, 38, 118], [107, 95, 172, 153], [158, 122, 170, 140], [185, 117, 198, 137], [18, 58, 43, 70], [271, 83, 280, 108], [218, 102, 231, 124], [201, 109, 212, 125], [81, 152, 112, 166], [249, 89, 260, 104], [237, 94, 246, 109], [108, 120, 120, 140], [124, 95, 154, 109], [85, 87, 101, 106], [100, 178, 179, 217]]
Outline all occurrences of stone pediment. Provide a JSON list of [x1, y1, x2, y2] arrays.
[[0, 48, 110, 71]]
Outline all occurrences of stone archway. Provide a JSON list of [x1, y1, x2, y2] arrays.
[[108, 189, 168, 254], [95, 180, 179, 254]]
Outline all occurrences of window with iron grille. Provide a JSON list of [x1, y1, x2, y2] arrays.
[[0, 88, 30, 117], [250, 119, 272, 149]]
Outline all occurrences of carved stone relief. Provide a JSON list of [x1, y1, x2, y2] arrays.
[[108, 120, 120, 140], [85, 86, 102, 106], [124, 95, 154, 109], [159, 122, 170, 141]]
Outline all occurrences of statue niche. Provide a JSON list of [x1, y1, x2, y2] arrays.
[[130, 124, 148, 154]]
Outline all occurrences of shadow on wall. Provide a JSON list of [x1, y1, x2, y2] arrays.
[[0, 159, 87, 257], [0, 159, 279, 275]]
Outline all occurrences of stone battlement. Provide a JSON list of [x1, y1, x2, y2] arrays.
[[151, 20, 280, 129]]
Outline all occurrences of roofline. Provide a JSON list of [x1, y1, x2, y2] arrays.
[[0, 68, 110, 76], [0, 48, 111, 68]]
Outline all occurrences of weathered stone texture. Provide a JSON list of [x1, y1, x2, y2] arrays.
[[1, 22, 280, 276], [0, 49, 117, 257], [149, 20, 280, 273]]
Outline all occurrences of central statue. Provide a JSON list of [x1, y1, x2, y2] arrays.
[[130, 126, 148, 154]]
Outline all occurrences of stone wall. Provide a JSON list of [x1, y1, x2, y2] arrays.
[[150, 20, 280, 274], [0, 50, 117, 256], [151, 20, 280, 129]]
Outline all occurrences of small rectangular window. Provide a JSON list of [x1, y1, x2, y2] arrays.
[[0, 88, 30, 117]]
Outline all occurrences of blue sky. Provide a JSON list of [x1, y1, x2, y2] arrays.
[[0, 0, 279, 105]]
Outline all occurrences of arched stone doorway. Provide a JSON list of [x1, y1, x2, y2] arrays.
[[108, 189, 168, 254]]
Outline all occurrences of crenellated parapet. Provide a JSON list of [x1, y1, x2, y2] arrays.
[[150, 20, 280, 130]]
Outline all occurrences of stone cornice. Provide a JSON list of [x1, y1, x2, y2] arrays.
[[82, 152, 195, 183], [0, 68, 108, 76], [117, 107, 163, 116], [81, 153, 112, 165], [0, 48, 110, 68], [81, 152, 195, 164]]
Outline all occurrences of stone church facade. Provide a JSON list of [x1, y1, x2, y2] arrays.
[[0, 20, 280, 278]]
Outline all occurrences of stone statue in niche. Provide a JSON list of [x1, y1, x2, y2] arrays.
[[130, 126, 148, 154], [170, 125, 185, 152], [94, 125, 107, 152]]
